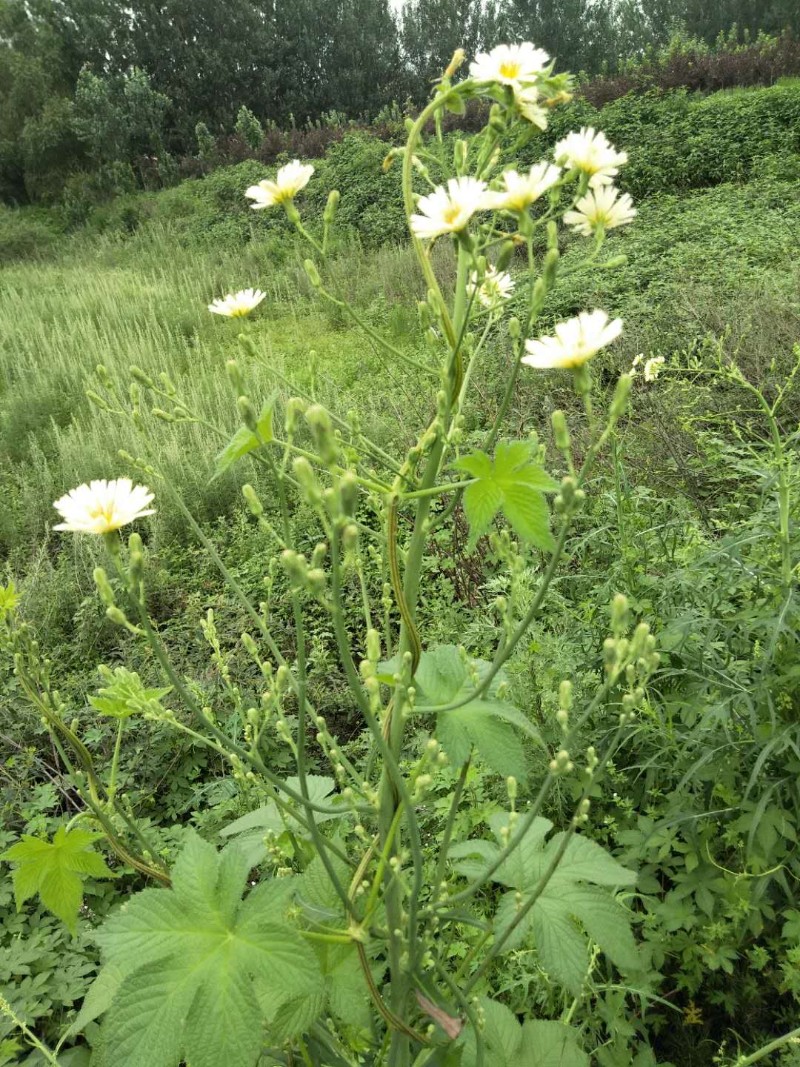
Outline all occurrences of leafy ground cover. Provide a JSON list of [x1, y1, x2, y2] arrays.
[[1, 83, 799, 1066]]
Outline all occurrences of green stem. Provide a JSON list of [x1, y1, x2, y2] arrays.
[[733, 1026, 800, 1066]]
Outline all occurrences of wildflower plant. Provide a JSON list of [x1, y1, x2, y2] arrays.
[[1, 45, 662, 1067]]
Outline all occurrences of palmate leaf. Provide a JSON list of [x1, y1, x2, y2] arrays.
[[413, 645, 543, 782], [89, 665, 173, 719], [1, 826, 114, 934], [455, 441, 558, 551], [460, 998, 588, 1067], [450, 814, 638, 994], [92, 832, 321, 1067]]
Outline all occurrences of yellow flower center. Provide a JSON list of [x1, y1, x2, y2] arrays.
[[443, 204, 462, 226], [88, 504, 117, 529], [499, 61, 521, 79]]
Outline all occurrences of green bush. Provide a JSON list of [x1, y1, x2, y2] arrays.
[[0, 207, 62, 261]]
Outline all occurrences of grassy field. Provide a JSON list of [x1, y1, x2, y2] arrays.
[[1, 85, 800, 1065]]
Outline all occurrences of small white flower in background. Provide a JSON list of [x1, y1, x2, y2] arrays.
[[522, 310, 623, 369], [208, 288, 266, 318], [644, 355, 665, 381], [554, 127, 627, 187], [515, 84, 549, 130], [53, 479, 155, 534], [470, 42, 550, 88], [245, 160, 314, 209], [410, 176, 489, 240], [564, 186, 637, 236], [470, 266, 515, 308], [483, 162, 561, 213]]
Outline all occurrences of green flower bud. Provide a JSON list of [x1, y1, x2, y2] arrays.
[[237, 395, 259, 433], [242, 483, 263, 516], [130, 366, 155, 388], [93, 567, 115, 607], [542, 247, 560, 286], [366, 629, 381, 663], [611, 593, 630, 635], [339, 472, 359, 516], [293, 456, 322, 504], [610, 373, 633, 419], [106, 605, 129, 627], [226, 360, 245, 395], [304, 259, 321, 288], [551, 410, 570, 451], [323, 189, 340, 226], [495, 240, 516, 271], [508, 317, 521, 340]]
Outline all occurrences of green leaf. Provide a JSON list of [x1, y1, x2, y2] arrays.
[[461, 997, 522, 1067], [219, 776, 346, 866], [95, 832, 321, 1067], [213, 395, 276, 479], [520, 1020, 589, 1066], [1, 826, 114, 933], [89, 665, 172, 719], [448, 816, 637, 995], [414, 645, 543, 781], [455, 442, 558, 550]]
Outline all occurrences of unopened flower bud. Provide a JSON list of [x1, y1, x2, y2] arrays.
[[551, 410, 570, 451], [304, 259, 321, 288], [610, 373, 632, 419], [323, 190, 340, 226], [237, 395, 259, 433], [242, 483, 263, 516]]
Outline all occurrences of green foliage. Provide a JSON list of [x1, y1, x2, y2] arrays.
[[455, 441, 558, 551], [91, 833, 321, 1067], [451, 814, 638, 992], [461, 999, 589, 1067], [88, 666, 172, 719], [1, 827, 114, 934], [213, 395, 276, 479]]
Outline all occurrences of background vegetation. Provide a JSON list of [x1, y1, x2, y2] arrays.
[[1, 6, 800, 1066]]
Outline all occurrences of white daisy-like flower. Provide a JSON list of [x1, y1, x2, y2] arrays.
[[516, 84, 549, 130], [644, 355, 665, 382], [245, 160, 314, 209], [53, 479, 155, 534], [208, 288, 266, 318], [522, 310, 623, 370], [410, 177, 489, 240], [470, 42, 550, 88], [554, 127, 628, 188], [483, 162, 561, 213], [563, 186, 636, 236], [470, 266, 515, 308]]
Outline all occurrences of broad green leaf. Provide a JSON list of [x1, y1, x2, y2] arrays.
[[520, 1020, 589, 1066], [64, 963, 126, 1040], [213, 395, 276, 479], [220, 776, 346, 866], [414, 645, 543, 781], [95, 832, 321, 1067], [89, 665, 172, 719], [447, 815, 637, 994], [461, 997, 522, 1067], [1, 826, 114, 933], [455, 442, 558, 550]]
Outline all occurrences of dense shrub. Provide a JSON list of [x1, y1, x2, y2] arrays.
[[0, 207, 63, 261], [585, 30, 800, 107]]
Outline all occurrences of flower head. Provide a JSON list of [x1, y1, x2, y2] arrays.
[[410, 177, 488, 240], [522, 310, 623, 370], [563, 186, 636, 236], [54, 479, 155, 534], [554, 127, 627, 187], [208, 288, 266, 318], [644, 355, 665, 382], [245, 160, 314, 209], [516, 84, 549, 130], [470, 43, 550, 88], [483, 162, 561, 213], [470, 266, 515, 309]]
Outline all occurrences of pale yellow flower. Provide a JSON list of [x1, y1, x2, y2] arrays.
[[208, 288, 266, 318], [563, 186, 636, 236], [54, 479, 155, 534], [644, 356, 665, 381], [516, 84, 549, 130], [470, 266, 515, 308], [470, 43, 550, 88], [410, 177, 488, 240], [554, 127, 627, 188], [483, 163, 561, 213], [522, 310, 623, 369], [245, 160, 314, 209]]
